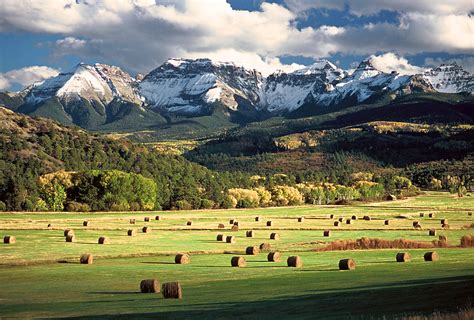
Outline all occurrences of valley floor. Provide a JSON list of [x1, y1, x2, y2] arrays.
[[0, 192, 473, 319]]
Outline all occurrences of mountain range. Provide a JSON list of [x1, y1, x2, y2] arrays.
[[1, 57, 473, 134]]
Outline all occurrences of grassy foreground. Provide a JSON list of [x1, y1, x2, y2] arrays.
[[0, 192, 473, 319]]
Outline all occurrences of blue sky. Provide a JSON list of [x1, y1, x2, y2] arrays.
[[0, 0, 472, 90]]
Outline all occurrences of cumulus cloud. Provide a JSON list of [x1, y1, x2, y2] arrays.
[[369, 53, 425, 75], [0, 0, 472, 75], [0, 66, 59, 90]]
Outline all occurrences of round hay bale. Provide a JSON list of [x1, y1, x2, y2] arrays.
[[338, 217, 344, 222], [155, 215, 161, 221], [413, 221, 420, 227], [80, 253, 93, 264], [267, 252, 281, 262], [351, 215, 358, 220], [266, 221, 273, 227], [259, 243, 271, 251], [442, 223, 449, 229], [186, 221, 193, 226], [144, 217, 150, 222], [468, 212, 472, 216], [428, 213, 435, 218], [66, 235, 75, 242], [346, 219, 353, 225], [175, 253, 190, 264], [384, 220, 390, 225], [162, 282, 182, 299], [83, 221, 89, 227], [287, 256, 302, 268], [142, 226, 151, 233], [298, 217, 304, 223], [438, 235, 447, 242], [414, 224, 422, 230], [270, 233, 280, 240], [396, 252, 411, 262], [363, 216, 371, 221], [218, 223, 225, 229], [255, 216, 260, 222], [129, 219, 136, 224], [233, 221, 240, 227], [424, 251, 439, 262], [98, 236, 109, 245], [64, 229, 74, 237], [419, 213, 425, 217], [47, 223, 52, 229], [323, 230, 331, 237], [229, 219, 235, 225], [386, 194, 397, 201], [216, 234, 225, 241], [127, 229, 136, 236], [231, 256, 246, 267], [246, 230, 254, 238], [441, 219, 448, 225], [246, 246, 259, 255], [140, 279, 160, 293], [339, 258, 356, 270], [226, 236, 236, 244], [429, 229, 436, 236], [3, 235, 16, 244], [334, 221, 340, 227], [329, 214, 334, 219], [231, 225, 239, 232]]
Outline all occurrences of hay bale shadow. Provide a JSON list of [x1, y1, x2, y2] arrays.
[[141, 261, 175, 265]]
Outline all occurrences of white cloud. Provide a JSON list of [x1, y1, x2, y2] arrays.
[[425, 56, 474, 74], [0, 66, 59, 90], [369, 53, 425, 75]]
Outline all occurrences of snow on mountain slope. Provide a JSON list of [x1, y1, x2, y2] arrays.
[[25, 63, 142, 106], [423, 63, 474, 93]]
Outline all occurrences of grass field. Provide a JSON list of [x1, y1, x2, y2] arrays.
[[0, 192, 473, 319]]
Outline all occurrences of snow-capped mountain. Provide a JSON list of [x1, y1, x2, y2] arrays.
[[140, 58, 264, 115], [25, 63, 143, 106], [423, 63, 474, 93]]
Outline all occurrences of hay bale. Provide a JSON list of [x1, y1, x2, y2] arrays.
[[80, 253, 93, 264], [287, 256, 302, 268], [413, 221, 420, 227], [246, 246, 259, 255], [298, 217, 304, 223], [246, 230, 254, 238], [64, 229, 74, 237], [129, 219, 136, 224], [83, 221, 89, 227], [127, 229, 136, 236], [351, 215, 358, 220], [428, 213, 435, 218], [442, 223, 449, 229], [233, 221, 240, 227], [468, 212, 473, 216], [439, 235, 447, 242], [3, 236, 16, 244], [47, 223, 52, 229], [424, 251, 439, 261], [334, 221, 340, 227], [346, 219, 353, 225], [338, 217, 344, 222], [255, 216, 260, 222], [363, 216, 371, 221], [396, 252, 411, 262], [218, 223, 225, 229], [259, 243, 271, 251], [384, 220, 390, 225], [266, 221, 273, 227], [339, 258, 356, 270], [429, 229, 436, 236], [329, 214, 334, 219], [98, 236, 109, 244], [155, 216, 162, 221], [142, 226, 151, 233], [216, 234, 225, 241], [229, 219, 235, 225], [270, 233, 280, 240], [140, 279, 160, 293], [231, 225, 239, 232], [323, 230, 331, 237], [186, 221, 193, 226], [414, 224, 422, 230], [419, 213, 425, 217], [231, 256, 246, 267], [66, 235, 75, 242], [226, 236, 236, 244], [441, 219, 448, 225], [175, 253, 190, 264], [162, 282, 182, 299], [386, 194, 397, 201], [267, 252, 281, 262], [144, 217, 150, 222]]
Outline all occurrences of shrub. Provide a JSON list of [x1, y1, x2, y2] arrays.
[[66, 201, 91, 212], [0, 201, 6, 211], [200, 199, 214, 209], [175, 200, 192, 210]]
